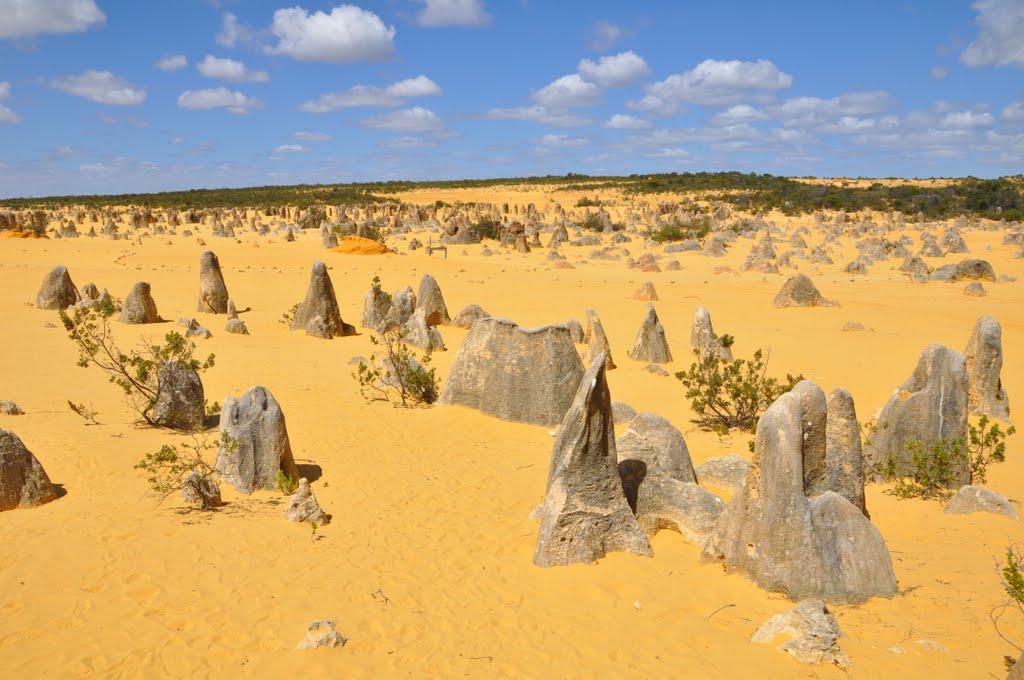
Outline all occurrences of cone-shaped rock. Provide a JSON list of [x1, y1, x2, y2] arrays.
[[403, 308, 445, 351], [152, 361, 205, 431], [118, 281, 161, 324], [196, 250, 229, 314], [360, 284, 391, 330], [36, 265, 80, 310], [452, 303, 490, 328], [823, 389, 867, 516], [438, 318, 583, 426], [690, 306, 733, 361], [284, 478, 330, 525], [290, 261, 354, 338], [534, 353, 653, 567], [964, 315, 1010, 422], [416, 273, 451, 326], [215, 386, 300, 494], [863, 344, 969, 484], [0, 429, 59, 511], [773, 274, 835, 307], [632, 281, 658, 301], [702, 380, 897, 603], [379, 286, 416, 330], [584, 309, 616, 370], [627, 304, 672, 363]]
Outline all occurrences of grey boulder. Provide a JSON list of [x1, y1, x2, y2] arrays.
[[0, 429, 59, 511], [944, 485, 1019, 521], [285, 478, 330, 525], [36, 265, 80, 310], [964, 315, 1010, 421], [695, 454, 750, 494], [118, 281, 162, 324], [773, 274, 835, 308], [691, 306, 733, 361], [215, 386, 300, 494], [196, 250, 229, 313], [152, 361, 206, 431], [452, 303, 490, 329], [291, 261, 355, 338], [416, 273, 451, 325], [751, 599, 848, 667], [627, 304, 672, 364]]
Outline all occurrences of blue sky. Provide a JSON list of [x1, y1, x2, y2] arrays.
[[0, 0, 1022, 198]]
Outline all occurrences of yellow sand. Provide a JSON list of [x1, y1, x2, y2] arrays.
[[0, 191, 1022, 679]]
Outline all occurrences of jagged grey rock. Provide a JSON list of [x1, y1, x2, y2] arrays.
[[0, 401, 24, 416], [627, 304, 672, 363], [584, 309, 616, 370], [416, 273, 451, 326], [534, 353, 653, 566], [611, 401, 637, 425], [215, 386, 299, 495], [297, 620, 346, 650], [773, 274, 835, 307], [695, 454, 751, 494], [36, 266, 80, 310], [380, 286, 416, 330], [180, 471, 222, 508], [226, 299, 239, 320], [944, 485, 1019, 521], [118, 282, 161, 324], [225, 318, 249, 335], [964, 315, 1010, 422], [964, 281, 986, 296], [360, 284, 391, 330], [152, 361, 205, 431], [956, 258, 995, 281], [291, 261, 355, 338], [0, 429, 59, 511], [615, 412, 696, 483], [691, 306, 733, 361], [452, 304, 490, 329], [703, 381, 898, 603], [563, 319, 584, 343], [823, 389, 867, 516], [196, 250, 229, 314], [751, 600, 848, 667], [285, 478, 330, 525], [633, 281, 658, 301], [438, 318, 583, 426], [184, 318, 212, 339], [864, 344, 969, 484], [402, 308, 445, 351]]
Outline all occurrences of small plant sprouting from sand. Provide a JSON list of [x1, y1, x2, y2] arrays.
[[134, 432, 235, 509], [880, 417, 1015, 500], [994, 545, 1024, 670], [280, 302, 299, 326], [277, 469, 300, 495], [675, 335, 803, 434], [59, 297, 215, 429], [355, 325, 440, 407], [68, 400, 101, 425]]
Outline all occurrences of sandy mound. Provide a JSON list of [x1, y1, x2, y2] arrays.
[[332, 236, 391, 255], [2, 230, 48, 239]]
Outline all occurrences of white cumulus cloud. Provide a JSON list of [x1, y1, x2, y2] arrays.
[[711, 104, 767, 126], [940, 109, 995, 129], [577, 51, 649, 87], [417, 0, 491, 27], [532, 74, 601, 108], [536, 134, 588, 147], [588, 20, 623, 52], [51, 70, 146, 106], [216, 12, 257, 48], [197, 55, 269, 83], [484, 105, 590, 127], [177, 87, 263, 114], [629, 59, 793, 114], [298, 75, 441, 112], [0, 0, 105, 39], [1002, 101, 1024, 125], [154, 54, 188, 72], [603, 114, 651, 129], [266, 5, 395, 63], [360, 106, 444, 132], [961, 0, 1024, 67]]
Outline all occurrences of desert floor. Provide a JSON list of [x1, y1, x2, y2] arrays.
[[1, 186, 1022, 679]]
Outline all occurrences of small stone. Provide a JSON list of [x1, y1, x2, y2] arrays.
[[751, 600, 848, 667], [963, 281, 986, 297], [0, 401, 24, 416], [944, 485, 1019, 521], [285, 478, 330, 525], [297, 620, 347, 650]]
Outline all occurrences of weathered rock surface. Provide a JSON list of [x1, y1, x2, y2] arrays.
[[297, 620, 347, 650], [944, 485, 1019, 521], [964, 315, 1010, 422], [215, 386, 300, 494], [152, 361, 206, 431], [0, 401, 24, 416], [703, 381, 897, 603], [584, 309, 616, 370], [632, 281, 658, 301], [0, 429, 59, 511], [616, 413, 696, 482], [773, 274, 835, 307], [416, 273, 451, 326], [956, 258, 995, 281], [285, 478, 330, 525], [438, 318, 583, 427], [360, 284, 391, 330], [751, 600, 848, 667], [402, 308, 445, 351], [534, 353, 652, 566], [36, 265, 80, 310], [627, 304, 672, 363], [225, 318, 249, 335], [611, 401, 637, 425], [291, 261, 355, 338], [691, 306, 733, 361], [196, 250, 229, 313], [452, 303, 490, 328], [864, 344, 969, 485], [180, 471, 222, 508], [695, 454, 750, 494], [118, 281, 161, 324], [823, 388, 868, 516]]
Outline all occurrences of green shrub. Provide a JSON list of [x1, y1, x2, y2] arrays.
[[277, 469, 300, 494], [675, 337, 803, 434], [649, 215, 711, 242], [134, 433, 234, 508], [575, 197, 601, 207], [355, 325, 439, 407]]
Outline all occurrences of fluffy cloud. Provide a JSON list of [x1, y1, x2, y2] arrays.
[[50, 70, 146, 106], [360, 107, 444, 132], [711, 104, 767, 126], [483, 105, 590, 127], [0, 0, 105, 39], [154, 54, 188, 72], [770, 91, 892, 126], [532, 74, 601, 108], [266, 5, 395, 63], [588, 20, 623, 52], [603, 114, 651, 129], [1002, 101, 1024, 125], [629, 59, 793, 114], [197, 55, 270, 83], [940, 109, 994, 129], [577, 51, 649, 87], [536, 134, 589, 147], [216, 12, 257, 48], [299, 76, 441, 112], [177, 88, 263, 114], [416, 0, 491, 28], [292, 131, 332, 141], [961, 0, 1024, 67]]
